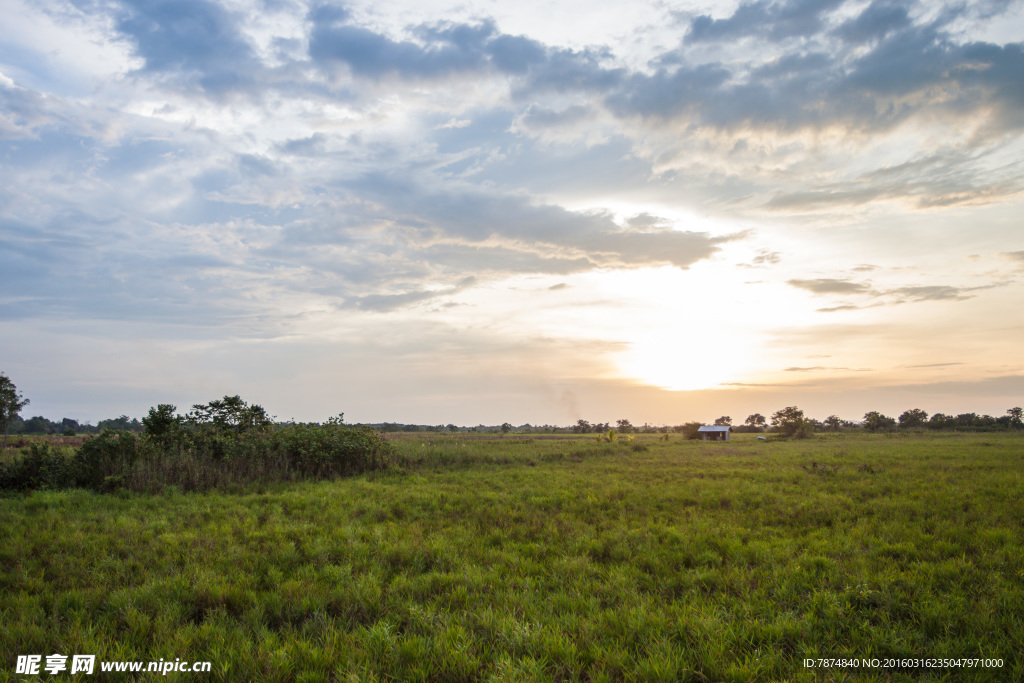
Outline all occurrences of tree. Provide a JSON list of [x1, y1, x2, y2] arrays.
[[500, 422, 512, 434], [824, 415, 842, 431], [714, 416, 732, 426], [447, 423, 459, 432], [1008, 407, 1023, 429], [898, 408, 928, 429], [1, 373, 30, 447], [573, 419, 592, 434], [616, 419, 633, 434], [680, 422, 703, 440], [771, 406, 812, 438], [863, 411, 896, 432], [745, 414, 766, 429], [97, 415, 144, 432], [186, 396, 271, 433], [143, 404, 181, 438]]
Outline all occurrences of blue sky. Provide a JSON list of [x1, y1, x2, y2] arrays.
[[2, 0, 1023, 425]]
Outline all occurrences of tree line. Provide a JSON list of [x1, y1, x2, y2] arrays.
[[2, 372, 1022, 444]]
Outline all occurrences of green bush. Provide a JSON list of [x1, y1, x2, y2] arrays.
[[2, 418, 394, 494], [74, 430, 156, 491], [0, 444, 77, 491]]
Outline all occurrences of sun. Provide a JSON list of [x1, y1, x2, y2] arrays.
[[616, 324, 750, 391]]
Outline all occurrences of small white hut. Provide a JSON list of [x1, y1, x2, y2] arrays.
[[697, 425, 731, 441]]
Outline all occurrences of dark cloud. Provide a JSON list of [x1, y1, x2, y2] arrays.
[[309, 13, 495, 79], [342, 173, 731, 270], [833, 0, 912, 44], [607, 63, 730, 120], [115, 0, 258, 93], [686, 0, 845, 44], [307, 7, 616, 93]]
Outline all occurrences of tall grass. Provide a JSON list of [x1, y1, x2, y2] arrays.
[[0, 433, 1021, 681], [1, 423, 393, 493]]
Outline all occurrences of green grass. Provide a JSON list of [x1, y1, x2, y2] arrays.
[[1, 433, 1022, 681]]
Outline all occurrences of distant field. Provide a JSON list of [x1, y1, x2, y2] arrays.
[[1, 433, 1021, 681]]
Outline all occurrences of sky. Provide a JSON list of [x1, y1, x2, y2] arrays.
[[1, 0, 1023, 426]]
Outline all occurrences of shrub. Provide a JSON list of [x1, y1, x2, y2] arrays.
[[74, 431, 156, 491], [0, 444, 77, 491], [2, 406, 395, 493], [681, 422, 703, 440]]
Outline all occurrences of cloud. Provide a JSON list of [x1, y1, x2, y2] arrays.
[[786, 276, 1005, 312], [339, 276, 477, 312], [309, 12, 496, 79], [0, 78, 58, 138], [115, 0, 260, 94], [833, 0, 913, 44], [752, 250, 781, 265], [436, 118, 471, 129], [686, 0, 845, 44], [887, 285, 973, 302], [900, 362, 964, 368], [787, 278, 873, 295]]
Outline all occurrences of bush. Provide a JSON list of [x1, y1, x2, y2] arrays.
[[680, 422, 703, 440], [2, 417, 395, 494], [0, 444, 77, 491]]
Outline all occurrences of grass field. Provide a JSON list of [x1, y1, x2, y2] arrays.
[[1, 432, 1021, 681]]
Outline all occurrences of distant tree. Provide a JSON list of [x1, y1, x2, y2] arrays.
[[186, 396, 271, 434], [143, 404, 181, 438], [616, 419, 634, 434], [714, 416, 732, 426], [0, 373, 30, 447], [824, 415, 842, 431], [447, 423, 459, 432], [680, 422, 703, 440], [955, 413, 979, 428], [22, 416, 59, 435], [745, 414, 766, 429], [97, 415, 144, 432], [500, 422, 512, 434], [771, 406, 812, 438], [573, 419, 592, 434], [928, 413, 956, 430], [1007, 407, 1022, 429], [863, 411, 897, 432], [898, 408, 929, 429]]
